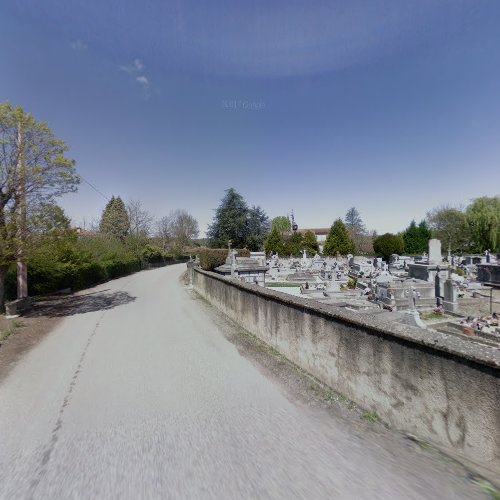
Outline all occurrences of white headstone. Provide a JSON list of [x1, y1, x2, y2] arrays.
[[428, 239, 441, 265]]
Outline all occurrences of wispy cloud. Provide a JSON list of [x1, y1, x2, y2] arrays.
[[120, 58, 151, 98], [135, 75, 150, 97], [120, 58, 144, 74], [70, 39, 87, 51]]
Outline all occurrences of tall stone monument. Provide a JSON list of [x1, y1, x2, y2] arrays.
[[408, 239, 449, 298], [428, 239, 441, 265]]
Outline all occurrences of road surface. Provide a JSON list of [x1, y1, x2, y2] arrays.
[[0, 265, 486, 499]]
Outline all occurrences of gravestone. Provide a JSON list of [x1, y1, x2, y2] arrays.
[[443, 278, 458, 313], [428, 239, 442, 265]]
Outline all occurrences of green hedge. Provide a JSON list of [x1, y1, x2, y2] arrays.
[[4, 232, 192, 301], [197, 248, 251, 271], [236, 248, 251, 257], [198, 248, 228, 271]]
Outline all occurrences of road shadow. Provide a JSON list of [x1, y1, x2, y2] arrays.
[[25, 290, 137, 318]]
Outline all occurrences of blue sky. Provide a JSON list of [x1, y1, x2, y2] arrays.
[[1, 0, 499, 235]]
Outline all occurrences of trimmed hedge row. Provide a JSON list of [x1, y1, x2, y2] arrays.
[[5, 254, 191, 300], [198, 248, 228, 271], [197, 248, 250, 271]]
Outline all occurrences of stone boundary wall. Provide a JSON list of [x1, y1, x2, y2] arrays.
[[189, 265, 500, 482]]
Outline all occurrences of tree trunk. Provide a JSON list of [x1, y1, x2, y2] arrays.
[[0, 265, 9, 312]]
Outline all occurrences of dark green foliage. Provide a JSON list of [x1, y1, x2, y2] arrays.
[[207, 189, 270, 250], [197, 248, 229, 271], [4, 233, 188, 300], [0, 103, 79, 308], [141, 244, 164, 264], [373, 233, 405, 262], [264, 228, 285, 255], [99, 196, 130, 240], [323, 219, 355, 256], [402, 219, 431, 254], [283, 231, 302, 256], [207, 189, 249, 248], [301, 230, 319, 255], [246, 206, 271, 251]]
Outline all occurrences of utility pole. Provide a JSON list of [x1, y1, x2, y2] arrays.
[[16, 114, 28, 299]]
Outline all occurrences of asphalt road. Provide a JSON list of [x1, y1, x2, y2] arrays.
[[0, 265, 486, 499]]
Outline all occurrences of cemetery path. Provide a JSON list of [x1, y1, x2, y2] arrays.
[[0, 264, 487, 499]]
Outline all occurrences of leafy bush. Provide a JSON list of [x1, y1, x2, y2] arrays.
[[141, 244, 164, 264], [455, 267, 465, 277], [197, 248, 228, 271], [373, 233, 405, 262], [3, 233, 191, 301], [236, 248, 250, 257]]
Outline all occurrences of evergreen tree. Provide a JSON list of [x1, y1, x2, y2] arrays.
[[283, 231, 302, 256], [323, 219, 355, 256], [207, 189, 271, 249], [417, 220, 432, 249], [301, 230, 319, 255], [99, 196, 130, 240], [373, 233, 405, 262], [207, 188, 249, 248], [246, 205, 271, 251], [402, 219, 431, 254], [264, 228, 285, 255]]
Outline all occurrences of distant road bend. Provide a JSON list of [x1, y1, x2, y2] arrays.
[[0, 264, 485, 499]]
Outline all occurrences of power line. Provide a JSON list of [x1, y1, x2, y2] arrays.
[[79, 174, 110, 201]]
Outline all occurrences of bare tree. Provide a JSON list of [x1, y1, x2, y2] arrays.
[[156, 215, 173, 252], [126, 199, 153, 237], [156, 209, 199, 250]]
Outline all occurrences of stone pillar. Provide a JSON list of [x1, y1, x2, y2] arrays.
[[443, 278, 458, 313]]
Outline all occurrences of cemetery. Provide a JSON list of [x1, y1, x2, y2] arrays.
[[205, 238, 500, 346]]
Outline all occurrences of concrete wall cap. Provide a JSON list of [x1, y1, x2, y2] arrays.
[[193, 267, 500, 370]]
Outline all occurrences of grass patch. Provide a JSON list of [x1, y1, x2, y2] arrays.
[[0, 319, 27, 343], [323, 390, 338, 403], [362, 411, 381, 424], [474, 480, 500, 500], [421, 312, 446, 321]]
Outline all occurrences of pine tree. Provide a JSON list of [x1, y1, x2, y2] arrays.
[[402, 220, 419, 254], [246, 205, 271, 251], [323, 219, 355, 256], [99, 196, 130, 240], [283, 231, 302, 256], [264, 228, 285, 255], [373, 233, 405, 262], [207, 188, 249, 248], [417, 220, 432, 250], [301, 230, 319, 255], [402, 219, 431, 254]]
